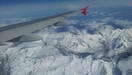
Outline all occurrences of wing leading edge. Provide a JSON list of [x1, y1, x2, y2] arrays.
[[0, 6, 89, 45]]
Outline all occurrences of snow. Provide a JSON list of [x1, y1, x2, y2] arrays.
[[1, 26, 130, 75], [118, 56, 132, 75]]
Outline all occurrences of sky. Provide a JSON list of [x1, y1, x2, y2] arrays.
[[0, 0, 132, 19], [1, 0, 131, 7]]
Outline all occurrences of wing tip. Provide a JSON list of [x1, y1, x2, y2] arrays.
[[81, 6, 89, 16]]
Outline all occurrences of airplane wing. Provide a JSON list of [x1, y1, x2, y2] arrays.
[[0, 6, 88, 45]]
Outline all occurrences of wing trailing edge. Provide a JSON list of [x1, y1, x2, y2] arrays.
[[8, 34, 42, 42]]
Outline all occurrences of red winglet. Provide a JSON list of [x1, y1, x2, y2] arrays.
[[81, 6, 89, 16]]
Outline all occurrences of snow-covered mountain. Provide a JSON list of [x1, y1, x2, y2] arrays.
[[0, 7, 132, 75]]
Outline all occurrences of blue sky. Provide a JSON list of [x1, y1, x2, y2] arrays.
[[0, 0, 132, 19], [1, 0, 131, 6]]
